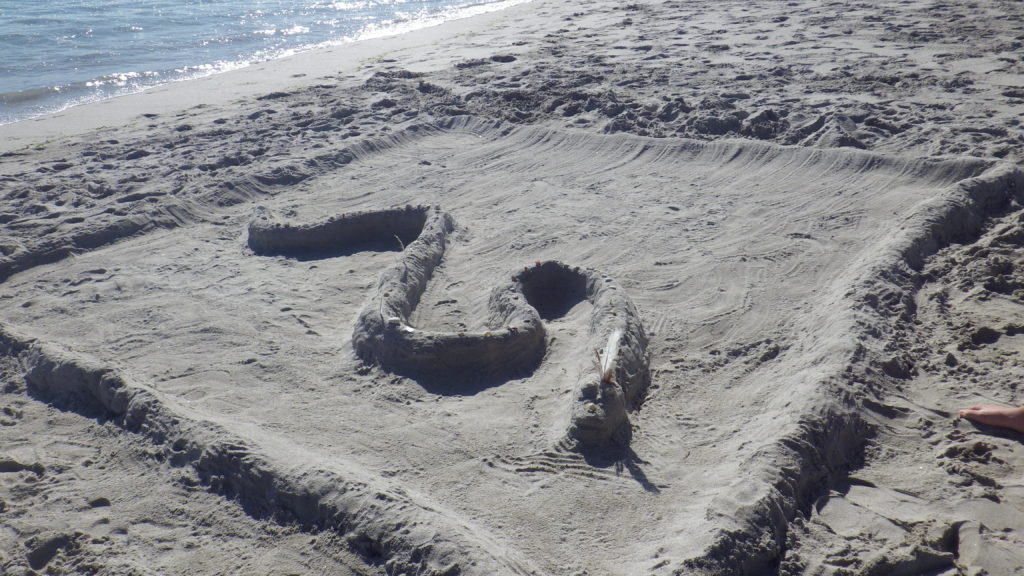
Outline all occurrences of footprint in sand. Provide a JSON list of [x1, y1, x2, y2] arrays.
[[247, 205, 651, 448]]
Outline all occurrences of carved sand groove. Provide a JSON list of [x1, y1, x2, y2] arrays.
[[247, 203, 434, 257], [0, 322, 538, 576], [348, 208, 548, 380], [356, 254, 649, 447], [248, 205, 650, 448], [361, 257, 650, 447], [517, 261, 650, 447]]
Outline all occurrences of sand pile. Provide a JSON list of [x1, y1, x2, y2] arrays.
[[2, 1, 1023, 575]]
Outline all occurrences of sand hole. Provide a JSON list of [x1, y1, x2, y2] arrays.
[[518, 262, 590, 320]]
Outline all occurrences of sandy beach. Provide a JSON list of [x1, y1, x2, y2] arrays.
[[2, 1, 1024, 574]]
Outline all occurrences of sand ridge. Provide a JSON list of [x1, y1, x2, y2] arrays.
[[250, 201, 651, 447]]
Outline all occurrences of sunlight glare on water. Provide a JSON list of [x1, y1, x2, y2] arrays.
[[0, 0, 528, 124]]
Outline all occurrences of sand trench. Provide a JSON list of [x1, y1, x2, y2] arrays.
[[1, 116, 1021, 574]]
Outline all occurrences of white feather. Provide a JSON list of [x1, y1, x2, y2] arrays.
[[600, 329, 622, 382]]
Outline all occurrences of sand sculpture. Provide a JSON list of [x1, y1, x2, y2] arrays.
[[248, 204, 650, 447]]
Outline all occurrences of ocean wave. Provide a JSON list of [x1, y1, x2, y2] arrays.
[[254, 25, 313, 37]]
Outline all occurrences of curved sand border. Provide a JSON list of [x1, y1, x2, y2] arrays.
[[4, 109, 1019, 573], [0, 322, 539, 576], [248, 205, 650, 447], [686, 163, 1024, 574]]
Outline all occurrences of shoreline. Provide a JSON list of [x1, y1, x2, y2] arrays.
[[0, 0, 536, 130], [0, 0, 536, 154], [1, 1, 1023, 574]]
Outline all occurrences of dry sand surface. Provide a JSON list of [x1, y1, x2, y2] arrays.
[[2, 0, 1024, 574]]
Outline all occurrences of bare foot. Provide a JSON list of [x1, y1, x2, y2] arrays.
[[959, 405, 1024, 434]]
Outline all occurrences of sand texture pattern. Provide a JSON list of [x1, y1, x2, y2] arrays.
[[2, 1, 1024, 575]]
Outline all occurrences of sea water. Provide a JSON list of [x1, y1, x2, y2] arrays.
[[0, 0, 527, 125]]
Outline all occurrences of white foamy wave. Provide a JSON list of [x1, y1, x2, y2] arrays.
[[354, 0, 532, 42], [255, 25, 312, 36], [85, 71, 157, 88]]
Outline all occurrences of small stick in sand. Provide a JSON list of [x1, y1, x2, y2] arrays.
[[394, 234, 409, 279]]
